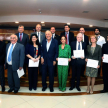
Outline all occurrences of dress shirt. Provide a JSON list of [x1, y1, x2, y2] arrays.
[[7, 43, 17, 65], [82, 34, 84, 42], [37, 31, 41, 42], [46, 39, 52, 52], [52, 33, 55, 38], [76, 41, 82, 50], [19, 33, 23, 39], [96, 35, 106, 47], [65, 32, 69, 44]]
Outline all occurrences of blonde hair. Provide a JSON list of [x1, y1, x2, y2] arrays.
[[90, 35, 97, 43]]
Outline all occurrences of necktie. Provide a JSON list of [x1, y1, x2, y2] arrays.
[[20, 33, 22, 41], [8, 44, 14, 62], [66, 33, 68, 44], [78, 42, 80, 50], [38, 32, 39, 37]]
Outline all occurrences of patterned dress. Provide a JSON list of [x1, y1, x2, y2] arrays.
[[57, 44, 71, 91], [86, 47, 98, 77]]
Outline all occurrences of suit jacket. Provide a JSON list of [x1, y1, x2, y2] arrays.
[[86, 44, 102, 66], [25, 43, 41, 64], [31, 32, 45, 45], [71, 41, 87, 65], [5, 43, 25, 71], [0, 41, 6, 65], [53, 34, 61, 45], [41, 38, 58, 66], [84, 35, 89, 46], [16, 33, 29, 47], [102, 43, 108, 56], [60, 31, 74, 45]]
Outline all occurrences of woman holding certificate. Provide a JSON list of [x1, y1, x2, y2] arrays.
[[25, 34, 41, 91], [85, 35, 101, 94], [56, 35, 71, 92]]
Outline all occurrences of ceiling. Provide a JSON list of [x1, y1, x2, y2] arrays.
[[0, 0, 108, 28]]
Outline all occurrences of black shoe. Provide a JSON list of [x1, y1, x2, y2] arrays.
[[8, 89, 14, 93], [42, 87, 47, 91], [100, 90, 108, 93], [76, 87, 81, 91], [50, 88, 54, 92], [29, 88, 32, 91], [33, 88, 37, 91], [2, 86, 5, 92], [81, 75, 86, 77], [69, 86, 75, 90], [14, 90, 18, 93]]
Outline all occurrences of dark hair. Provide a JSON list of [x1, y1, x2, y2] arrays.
[[29, 34, 40, 46], [61, 35, 67, 40], [64, 24, 70, 28], [79, 27, 85, 30], [94, 27, 101, 33], [50, 26, 56, 30]]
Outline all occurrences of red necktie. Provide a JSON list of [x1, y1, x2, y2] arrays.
[[66, 33, 68, 44], [20, 33, 22, 41]]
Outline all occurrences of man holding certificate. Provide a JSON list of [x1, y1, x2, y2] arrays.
[[69, 33, 87, 91], [26, 34, 41, 91], [85, 35, 101, 94], [56, 35, 71, 92], [41, 30, 58, 92], [101, 35, 108, 93]]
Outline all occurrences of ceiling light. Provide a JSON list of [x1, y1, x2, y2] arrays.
[[89, 25, 93, 27], [67, 23, 70, 25], [41, 21, 45, 24], [15, 21, 19, 24]]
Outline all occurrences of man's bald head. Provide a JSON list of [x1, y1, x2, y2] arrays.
[[10, 34, 18, 44]]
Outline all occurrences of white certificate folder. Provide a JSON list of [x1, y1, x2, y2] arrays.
[[58, 58, 68, 66], [73, 50, 84, 58], [87, 59, 99, 68], [29, 59, 39, 67], [17, 68, 25, 78], [103, 54, 108, 63]]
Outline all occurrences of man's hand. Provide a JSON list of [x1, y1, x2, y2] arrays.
[[72, 56, 76, 59], [56, 58, 58, 61], [19, 67, 23, 70], [81, 57, 84, 59], [85, 58, 88, 62], [102, 57, 104, 60], [41, 58, 44, 64], [97, 65, 100, 68], [53, 61, 56, 66], [68, 58, 71, 62]]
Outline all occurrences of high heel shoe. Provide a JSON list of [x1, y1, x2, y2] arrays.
[[86, 90, 89, 93], [90, 91, 93, 94]]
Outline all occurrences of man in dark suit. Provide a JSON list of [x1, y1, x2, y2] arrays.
[[31, 24, 45, 75], [16, 25, 29, 77], [60, 24, 74, 45], [31, 24, 45, 45], [50, 27, 61, 45], [0, 37, 6, 92], [101, 35, 108, 93], [41, 30, 58, 92], [79, 27, 89, 77], [60, 24, 74, 76], [5, 34, 25, 93], [69, 33, 87, 91], [50, 27, 60, 77]]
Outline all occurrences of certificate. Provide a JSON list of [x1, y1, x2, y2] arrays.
[[103, 54, 108, 63], [73, 50, 84, 58], [29, 59, 39, 67], [58, 58, 68, 66], [17, 68, 25, 78], [87, 59, 99, 68]]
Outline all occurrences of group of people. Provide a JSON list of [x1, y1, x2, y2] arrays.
[[0, 24, 108, 94]]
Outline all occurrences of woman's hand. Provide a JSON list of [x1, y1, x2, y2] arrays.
[[85, 58, 88, 62], [31, 58, 36, 62], [68, 58, 71, 62], [41, 58, 44, 64], [81, 57, 84, 59], [72, 56, 76, 59], [97, 65, 100, 68], [56, 58, 58, 61], [35, 58, 39, 62]]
